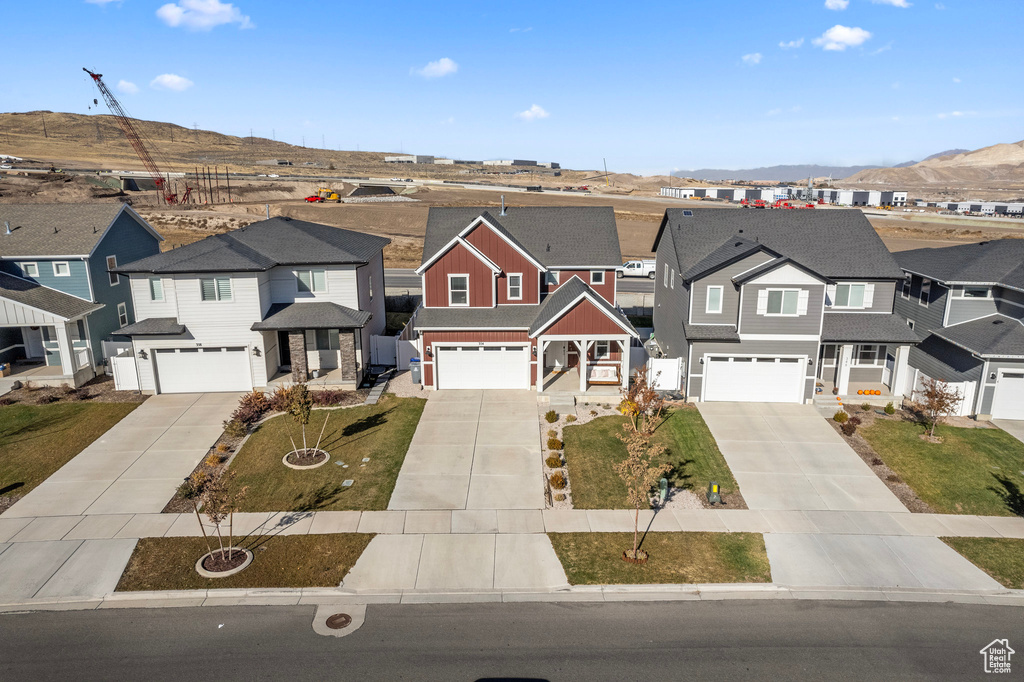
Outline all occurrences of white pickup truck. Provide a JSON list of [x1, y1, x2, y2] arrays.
[[617, 259, 656, 279]]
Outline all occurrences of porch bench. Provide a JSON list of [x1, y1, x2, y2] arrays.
[[588, 366, 620, 385]]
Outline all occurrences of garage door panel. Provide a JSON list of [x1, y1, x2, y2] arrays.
[[992, 372, 1024, 420], [155, 347, 253, 394], [704, 356, 804, 403], [436, 346, 529, 390]]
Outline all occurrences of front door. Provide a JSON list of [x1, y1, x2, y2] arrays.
[[883, 352, 895, 387], [549, 342, 568, 369], [567, 345, 579, 369], [278, 330, 293, 369], [24, 327, 44, 358]]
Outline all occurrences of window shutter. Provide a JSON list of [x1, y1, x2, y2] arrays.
[[216, 277, 232, 300], [756, 289, 768, 315], [825, 284, 836, 307], [200, 278, 216, 301], [797, 289, 809, 315], [312, 270, 327, 292], [863, 283, 874, 308]]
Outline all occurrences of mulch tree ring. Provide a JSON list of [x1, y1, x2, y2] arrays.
[[283, 448, 330, 470], [622, 549, 649, 565], [195, 547, 254, 578]]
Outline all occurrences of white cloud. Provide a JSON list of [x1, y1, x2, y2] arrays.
[[952, 76, 961, 83], [156, 0, 254, 31], [412, 57, 458, 78], [516, 104, 549, 122], [742, 52, 762, 65], [509, 27, 533, 33], [824, 0, 849, 9], [870, 42, 893, 55], [779, 38, 804, 49], [116, 80, 139, 94], [937, 110, 974, 119], [766, 108, 783, 116], [872, 0, 911, 6], [935, 2, 945, 7], [812, 25, 872, 51], [150, 73, 194, 91]]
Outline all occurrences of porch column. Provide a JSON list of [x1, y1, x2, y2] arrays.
[[892, 344, 910, 398], [54, 321, 75, 378], [288, 331, 308, 382], [537, 338, 548, 394], [338, 330, 357, 383], [837, 344, 854, 396], [579, 338, 587, 393], [619, 337, 630, 393]]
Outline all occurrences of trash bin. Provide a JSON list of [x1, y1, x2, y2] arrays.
[[409, 357, 421, 384]]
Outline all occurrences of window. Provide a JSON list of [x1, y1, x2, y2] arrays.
[[296, 269, 326, 293], [706, 285, 723, 314], [117, 302, 128, 327], [594, 341, 610, 359], [834, 283, 865, 308], [590, 270, 605, 286], [200, 276, 232, 301], [901, 276, 911, 299], [919, 279, 931, 307], [906, 319, 915, 330], [855, 344, 882, 365], [52, 261, 70, 277], [106, 255, 118, 286], [507, 273, 522, 300], [663, 265, 669, 287], [544, 271, 559, 287], [766, 289, 799, 315], [20, 262, 39, 278], [962, 286, 990, 298], [314, 329, 341, 351], [148, 277, 164, 301], [448, 274, 469, 306]]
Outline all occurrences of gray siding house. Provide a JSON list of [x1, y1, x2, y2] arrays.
[[895, 240, 1024, 419], [0, 204, 162, 390], [652, 208, 919, 403]]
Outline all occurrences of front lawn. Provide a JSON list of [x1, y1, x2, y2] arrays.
[[549, 532, 771, 585], [0, 402, 139, 507], [562, 408, 738, 509], [115, 534, 373, 591], [861, 420, 1024, 517], [226, 394, 425, 511], [942, 537, 1024, 589]]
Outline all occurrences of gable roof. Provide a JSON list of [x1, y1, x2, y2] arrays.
[[0, 272, 103, 320], [821, 312, 921, 343], [895, 240, 1024, 290], [115, 318, 187, 336], [414, 233, 502, 275], [933, 314, 1024, 358], [528, 275, 637, 337], [0, 203, 160, 258], [251, 302, 371, 330], [421, 206, 621, 268], [731, 256, 833, 285], [681, 235, 769, 281], [117, 217, 390, 274], [653, 208, 905, 280]]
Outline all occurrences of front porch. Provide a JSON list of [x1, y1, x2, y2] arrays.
[[267, 366, 356, 390], [540, 367, 622, 396], [536, 337, 632, 394], [815, 378, 894, 405], [816, 342, 912, 406]]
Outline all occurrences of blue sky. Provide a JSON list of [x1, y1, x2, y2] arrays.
[[2, 0, 1022, 173]]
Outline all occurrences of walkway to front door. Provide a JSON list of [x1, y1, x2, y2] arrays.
[[388, 390, 543, 510]]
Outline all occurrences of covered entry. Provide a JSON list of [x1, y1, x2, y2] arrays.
[[154, 347, 252, 393], [703, 356, 805, 403], [435, 345, 529, 390]]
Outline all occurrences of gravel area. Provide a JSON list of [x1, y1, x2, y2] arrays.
[[539, 405, 575, 509], [342, 195, 419, 204], [386, 370, 427, 398]]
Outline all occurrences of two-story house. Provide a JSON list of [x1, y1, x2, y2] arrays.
[[894, 240, 1024, 419], [112, 217, 389, 394], [0, 204, 162, 390], [652, 208, 920, 403], [411, 206, 638, 391]]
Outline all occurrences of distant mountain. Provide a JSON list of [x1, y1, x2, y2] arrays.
[[673, 164, 885, 183], [846, 142, 1024, 185], [890, 149, 971, 169]]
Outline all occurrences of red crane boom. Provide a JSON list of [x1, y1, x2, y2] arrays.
[[83, 67, 188, 204]]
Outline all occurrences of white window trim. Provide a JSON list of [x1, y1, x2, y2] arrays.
[[853, 344, 884, 366], [545, 271, 560, 287], [901, 277, 911, 299], [764, 288, 801, 317], [670, 269, 675, 289], [831, 283, 866, 309], [594, 340, 611, 359], [200, 276, 233, 302], [294, 269, 327, 294], [52, 261, 71, 277], [448, 273, 470, 307], [906, 318, 915, 330], [956, 286, 992, 299], [117, 302, 128, 327], [590, 270, 605, 286], [149, 276, 164, 302], [706, 285, 723, 314], [919, 279, 931, 308], [20, 262, 39, 278], [663, 264, 669, 287], [106, 255, 118, 286], [507, 273, 523, 301]]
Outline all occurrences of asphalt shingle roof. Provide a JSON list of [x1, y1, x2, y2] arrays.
[[115, 318, 187, 336], [529, 276, 637, 336], [0, 272, 103, 320], [933, 314, 1024, 358], [821, 313, 922, 343], [118, 217, 389, 274], [895, 240, 1024, 290], [681, 235, 766, 281], [654, 208, 905, 281], [414, 304, 540, 329], [0, 204, 149, 258], [251, 302, 371, 330], [682, 322, 740, 341], [421, 206, 622, 268]]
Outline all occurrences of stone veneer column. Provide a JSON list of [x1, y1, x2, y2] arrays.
[[288, 331, 307, 382], [338, 330, 357, 382]]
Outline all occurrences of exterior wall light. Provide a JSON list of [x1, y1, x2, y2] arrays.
[[137, 349, 148, 360], [425, 346, 432, 358], [253, 347, 261, 357]]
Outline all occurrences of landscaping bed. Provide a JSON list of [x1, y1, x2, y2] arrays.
[[942, 537, 1024, 589], [548, 532, 771, 585], [115, 534, 373, 591], [561, 407, 744, 510], [0, 374, 147, 405], [0, 402, 140, 513]]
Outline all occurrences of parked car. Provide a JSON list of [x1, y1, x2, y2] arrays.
[[617, 259, 657, 279], [304, 195, 324, 203]]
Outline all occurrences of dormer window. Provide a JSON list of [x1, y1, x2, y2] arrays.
[[53, 261, 70, 277], [449, 274, 469, 306], [962, 286, 990, 298], [544, 271, 559, 287], [590, 270, 605, 286]]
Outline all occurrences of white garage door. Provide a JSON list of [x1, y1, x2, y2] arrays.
[[991, 372, 1024, 420], [154, 347, 253, 393], [703, 356, 804, 403], [435, 345, 529, 390]]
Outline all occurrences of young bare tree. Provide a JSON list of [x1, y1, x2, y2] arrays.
[[181, 470, 214, 558], [287, 383, 314, 453], [915, 377, 962, 439], [201, 471, 249, 561], [619, 364, 665, 435], [615, 423, 671, 561]]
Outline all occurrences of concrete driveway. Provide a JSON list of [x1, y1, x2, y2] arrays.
[[993, 419, 1024, 445], [697, 402, 906, 513], [388, 390, 543, 510], [2, 393, 241, 518]]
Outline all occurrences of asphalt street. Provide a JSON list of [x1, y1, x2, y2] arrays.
[[385, 268, 655, 293], [1, 601, 1016, 680]]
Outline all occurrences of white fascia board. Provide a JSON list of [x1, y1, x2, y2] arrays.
[[529, 289, 638, 338], [738, 334, 820, 342], [415, 235, 501, 275], [458, 216, 547, 272]]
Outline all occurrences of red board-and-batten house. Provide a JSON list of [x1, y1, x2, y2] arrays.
[[412, 206, 639, 391]]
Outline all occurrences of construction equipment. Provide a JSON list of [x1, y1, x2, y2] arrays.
[[83, 68, 192, 204], [316, 187, 341, 202], [741, 198, 768, 209]]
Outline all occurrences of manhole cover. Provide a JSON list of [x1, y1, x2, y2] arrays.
[[325, 613, 352, 630]]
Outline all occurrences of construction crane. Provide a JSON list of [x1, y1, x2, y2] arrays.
[[83, 68, 190, 204]]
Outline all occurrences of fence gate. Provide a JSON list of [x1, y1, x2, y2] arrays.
[[648, 357, 683, 392], [370, 334, 397, 366]]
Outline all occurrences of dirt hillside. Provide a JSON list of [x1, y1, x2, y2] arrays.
[[847, 140, 1024, 186]]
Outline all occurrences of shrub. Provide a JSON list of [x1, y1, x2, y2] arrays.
[[840, 422, 857, 436], [590, 410, 598, 416], [545, 455, 562, 468], [886, 474, 902, 483], [848, 416, 862, 426], [549, 471, 567, 489], [544, 410, 558, 423], [884, 402, 896, 415], [870, 457, 883, 466], [312, 389, 348, 406], [204, 452, 221, 468], [547, 429, 557, 439], [861, 403, 871, 412], [268, 385, 295, 413], [565, 414, 577, 423], [554, 493, 566, 502], [239, 389, 270, 414], [37, 393, 59, 404], [60, 385, 78, 397], [0, 397, 15, 406], [230, 402, 263, 427], [222, 419, 248, 439], [833, 410, 849, 423], [73, 389, 90, 401], [547, 437, 563, 451], [216, 443, 231, 454]]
